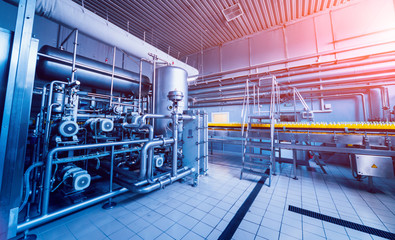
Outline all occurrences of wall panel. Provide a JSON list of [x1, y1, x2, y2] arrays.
[[250, 28, 286, 66], [221, 38, 250, 71]]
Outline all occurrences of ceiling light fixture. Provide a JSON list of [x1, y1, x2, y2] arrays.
[[222, 3, 244, 22]]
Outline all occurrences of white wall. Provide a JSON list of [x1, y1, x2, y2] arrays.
[[187, 0, 395, 123]]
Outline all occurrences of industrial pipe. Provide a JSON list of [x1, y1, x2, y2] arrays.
[[192, 53, 395, 89], [42, 139, 148, 215], [138, 124, 154, 179], [140, 138, 175, 180], [191, 40, 395, 85], [172, 113, 179, 177], [101, 162, 187, 186], [191, 72, 395, 103], [138, 113, 194, 125], [191, 79, 395, 103], [116, 167, 194, 194], [37, 46, 151, 96], [17, 187, 128, 232], [189, 59, 395, 95], [5, 0, 199, 79], [19, 162, 44, 212], [42, 80, 69, 157], [139, 114, 171, 125], [305, 93, 367, 121]]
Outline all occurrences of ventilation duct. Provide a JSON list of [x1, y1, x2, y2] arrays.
[[5, 0, 199, 80]]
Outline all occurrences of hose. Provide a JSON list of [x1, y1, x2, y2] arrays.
[[19, 162, 44, 212]]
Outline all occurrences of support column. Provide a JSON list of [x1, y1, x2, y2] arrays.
[[0, 0, 37, 238]]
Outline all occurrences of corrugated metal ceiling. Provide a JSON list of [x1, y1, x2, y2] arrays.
[[72, 0, 353, 59]]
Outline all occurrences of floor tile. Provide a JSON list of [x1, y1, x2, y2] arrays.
[[181, 231, 205, 240], [191, 221, 214, 238], [178, 215, 199, 229], [257, 225, 280, 239], [38, 225, 77, 240], [201, 213, 221, 227], [137, 225, 162, 239], [25, 153, 395, 240], [238, 220, 259, 234], [155, 233, 174, 240], [99, 219, 124, 236], [232, 228, 255, 240], [108, 227, 135, 240], [126, 218, 150, 233], [188, 208, 207, 220], [166, 223, 189, 240]]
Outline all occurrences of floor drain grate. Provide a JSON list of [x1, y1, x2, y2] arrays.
[[218, 172, 269, 240], [288, 205, 395, 240]]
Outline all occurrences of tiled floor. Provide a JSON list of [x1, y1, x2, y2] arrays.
[[29, 151, 395, 240]]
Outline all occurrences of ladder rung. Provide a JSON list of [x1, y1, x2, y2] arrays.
[[245, 158, 271, 164], [241, 168, 270, 177], [246, 142, 272, 149], [249, 115, 271, 119], [248, 129, 271, 133], [247, 136, 271, 140], [244, 162, 270, 169], [245, 153, 271, 160]]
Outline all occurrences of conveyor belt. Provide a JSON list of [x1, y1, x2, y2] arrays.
[[208, 122, 395, 132], [208, 121, 395, 156]]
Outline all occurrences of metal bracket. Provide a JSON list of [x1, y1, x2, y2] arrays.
[[385, 133, 392, 149], [363, 133, 370, 148], [195, 141, 207, 145]]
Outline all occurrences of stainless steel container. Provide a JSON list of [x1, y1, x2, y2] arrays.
[[37, 45, 150, 96], [154, 66, 188, 136]]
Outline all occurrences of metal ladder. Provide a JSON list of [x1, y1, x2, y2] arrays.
[[241, 76, 280, 186]]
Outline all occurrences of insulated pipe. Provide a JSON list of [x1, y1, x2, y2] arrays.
[[305, 93, 367, 121], [4, 0, 198, 79], [191, 72, 395, 103], [140, 138, 175, 180], [139, 113, 194, 125], [19, 162, 44, 212], [42, 80, 68, 157], [172, 113, 179, 177], [101, 162, 187, 186], [272, 54, 395, 81], [191, 41, 395, 84], [189, 59, 395, 94], [116, 167, 194, 194], [277, 61, 395, 85], [290, 71, 395, 88], [139, 114, 170, 125], [37, 46, 151, 96], [138, 124, 154, 180], [17, 187, 128, 232], [189, 83, 246, 95], [70, 29, 78, 83], [42, 139, 148, 215]]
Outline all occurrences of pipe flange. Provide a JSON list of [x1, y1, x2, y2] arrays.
[[158, 178, 164, 189]]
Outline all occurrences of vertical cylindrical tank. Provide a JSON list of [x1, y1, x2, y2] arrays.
[[52, 84, 65, 113], [154, 66, 188, 136]]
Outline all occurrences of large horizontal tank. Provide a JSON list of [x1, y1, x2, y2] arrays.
[[154, 66, 188, 136], [36, 45, 151, 96]]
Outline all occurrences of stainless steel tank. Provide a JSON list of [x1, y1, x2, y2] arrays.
[[37, 45, 150, 96], [154, 66, 188, 136]]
